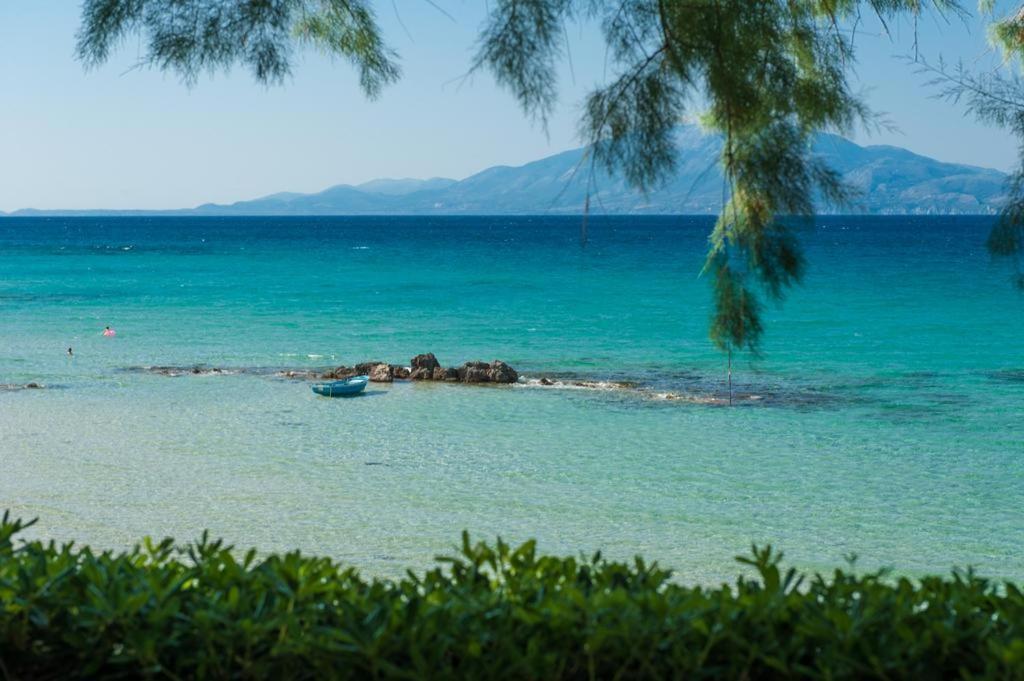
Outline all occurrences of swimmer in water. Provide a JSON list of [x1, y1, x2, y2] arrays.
[[103, 326, 116, 337], [67, 347, 73, 357]]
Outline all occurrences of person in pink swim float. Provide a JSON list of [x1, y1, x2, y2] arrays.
[[102, 326, 116, 337]]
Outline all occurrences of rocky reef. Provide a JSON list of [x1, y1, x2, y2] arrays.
[[320, 353, 519, 385], [128, 366, 238, 377], [86, 360, 866, 410], [0, 382, 44, 391], [454, 360, 518, 384], [123, 356, 519, 385]]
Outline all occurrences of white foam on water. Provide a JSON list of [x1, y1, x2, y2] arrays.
[[520, 377, 637, 393]]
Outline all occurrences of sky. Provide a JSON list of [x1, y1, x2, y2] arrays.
[[0, 1, 1020, 211]]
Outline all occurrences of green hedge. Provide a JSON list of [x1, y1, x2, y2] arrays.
[[1, 512, 1022, 679]]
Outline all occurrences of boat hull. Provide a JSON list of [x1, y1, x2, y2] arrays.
[[311, 376, 369, 397]]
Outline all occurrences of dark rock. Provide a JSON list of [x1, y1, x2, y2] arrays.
[[355, 361, 387, 375], [369, 364, 394, 383], [24, 382, 41, 389], [323, 366, 356, 380], [457, 360, 519, 384], [323, 362, 397, 382], [392, 365, 411, 379], [432, 367, 447, 381], [443, 367, 460, 381], [458, 361, 491, 383], [411, 353, 441, 371], [539, 377, 555, 386], [488, 360, 519, 384], [409, 367, 433, 380]]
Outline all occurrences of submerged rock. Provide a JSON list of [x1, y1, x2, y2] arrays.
[[143, 366, 189, 377], [1, 382, 44, 391], [276, 370, 320, 380], [190, 366, 230, 375], [128, 365, 237, 377], [987, 369, 1024, 384]]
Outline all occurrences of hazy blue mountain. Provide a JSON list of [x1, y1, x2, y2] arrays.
[[810, 134, 1008, 214], [186, 127, 1005, 216], [356, 177, 457, 195], [194, 184, 391, 214], [4, 127, 1007, 216]]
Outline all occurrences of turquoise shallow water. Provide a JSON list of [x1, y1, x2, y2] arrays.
[[1, 215, 1022, 582]]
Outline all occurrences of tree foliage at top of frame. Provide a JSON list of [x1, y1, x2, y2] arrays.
[[79, 1, 1023, 353], [472, 0, 965, 352], [926, 1, 1024, 289], [77, 0, 400, 97]]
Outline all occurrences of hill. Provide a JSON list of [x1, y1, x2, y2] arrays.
[[5, 127, 1007, 215]]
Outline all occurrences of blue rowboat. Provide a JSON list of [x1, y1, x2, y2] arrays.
[[311, 375, 369, 397]]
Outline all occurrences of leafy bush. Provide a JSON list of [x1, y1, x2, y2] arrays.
[[1, 512, 1022, 679]]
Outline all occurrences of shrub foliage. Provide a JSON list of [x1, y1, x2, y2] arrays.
[[1, 512, 1023, 679]]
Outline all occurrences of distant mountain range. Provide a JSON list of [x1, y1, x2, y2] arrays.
[[5, 127, 1008, 216]]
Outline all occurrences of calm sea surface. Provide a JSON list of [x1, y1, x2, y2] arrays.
[[1, 215, 1022, 581]]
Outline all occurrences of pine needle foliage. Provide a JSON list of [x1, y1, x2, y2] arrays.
[[78, 1, 1020, 353], [473, 0, 961, 352], [76, 0, 400, 97], [922, 61, 1024, 286], [2, 513, 1024, 679], [917, 0, 1024, 289]]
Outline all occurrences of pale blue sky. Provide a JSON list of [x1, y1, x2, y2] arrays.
[[0, 1, 1018, 210]]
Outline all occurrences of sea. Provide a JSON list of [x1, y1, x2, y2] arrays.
[[1, 215, 1022, 583]]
